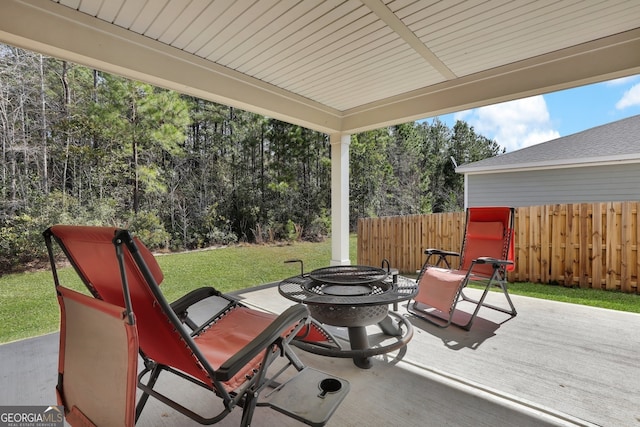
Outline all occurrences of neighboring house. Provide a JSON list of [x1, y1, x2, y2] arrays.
[[455, 114, 640, 208]]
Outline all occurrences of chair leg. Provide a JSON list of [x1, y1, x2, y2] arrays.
[[460, 284, 494, 330], [135, 365, 162, 422], [498, 283, 517, 316], [240, 390, 258, 427], [460, 282, 517, 316]]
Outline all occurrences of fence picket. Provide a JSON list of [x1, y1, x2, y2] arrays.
[[592, 204, 603, 289], [579, 204, 589, 288], [620, 202, 632, 292], [540, 205, 551, 284], [606, 203, 620, 290], [550, 205, 564, 284]]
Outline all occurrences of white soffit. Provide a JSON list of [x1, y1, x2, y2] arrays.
[[1, 0, 640, 134]]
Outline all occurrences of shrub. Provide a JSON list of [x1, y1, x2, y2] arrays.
[[207, 228, 238, 246], [128, 211, 170, 250], [0, 214, 49, 273], [304, 211, 331, 241]]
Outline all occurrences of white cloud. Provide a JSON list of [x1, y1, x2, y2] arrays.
[[462, 96, 559, 152], [453, 110, 471, 121], [615, 83, 640, 110], [605, 75, 640, 86]]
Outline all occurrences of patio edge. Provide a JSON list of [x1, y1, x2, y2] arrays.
[[399, 358, 600, 427]]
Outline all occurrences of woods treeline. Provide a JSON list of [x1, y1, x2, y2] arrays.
[[0, 44, 503, 273]]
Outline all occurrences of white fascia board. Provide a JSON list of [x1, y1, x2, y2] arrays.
[[456, 156, 640, 175]]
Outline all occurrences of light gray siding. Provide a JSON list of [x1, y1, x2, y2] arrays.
[[466, 163, 640, 207]]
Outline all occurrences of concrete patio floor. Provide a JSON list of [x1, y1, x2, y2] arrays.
[[1, 283, 638, 426]]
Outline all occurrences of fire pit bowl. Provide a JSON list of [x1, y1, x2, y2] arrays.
[[308, 304, 389, 327]]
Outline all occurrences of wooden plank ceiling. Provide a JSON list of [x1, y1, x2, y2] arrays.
[[2, 0, 640, 133]]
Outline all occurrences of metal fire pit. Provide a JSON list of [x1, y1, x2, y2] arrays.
[[279, 262, 417, 369]]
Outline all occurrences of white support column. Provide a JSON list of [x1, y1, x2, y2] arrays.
[[330, 133, 351, 266], [463, 173, 469, 209]]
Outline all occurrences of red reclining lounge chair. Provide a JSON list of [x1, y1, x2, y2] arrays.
[[407, 207, 517, 330], [45, 225, 348, 426]]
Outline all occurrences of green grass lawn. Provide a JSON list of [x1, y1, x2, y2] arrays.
[[0, 238, 342, 344], [493, 281, 640, 313], [1, 235, 638, 344]]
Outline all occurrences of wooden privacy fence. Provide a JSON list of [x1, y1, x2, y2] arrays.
[[357, 202, 639, 293]]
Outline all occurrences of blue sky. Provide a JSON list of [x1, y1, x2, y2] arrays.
[[424, 74, 640, 152]]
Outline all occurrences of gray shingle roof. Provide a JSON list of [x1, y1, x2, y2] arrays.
[[456, 114, 640, 173]]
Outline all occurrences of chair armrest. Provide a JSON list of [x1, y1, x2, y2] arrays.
[[424, 249, 459, 268], [474, 257, 514, 267], [215, 304, 310, 382], [170, 287, 222, 315], [171, 287, 241, 332], [424, 248, 459, 257]]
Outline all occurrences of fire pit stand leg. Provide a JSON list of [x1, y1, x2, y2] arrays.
[[377, 315, 402, 336], [347, 326, 372, 369]]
